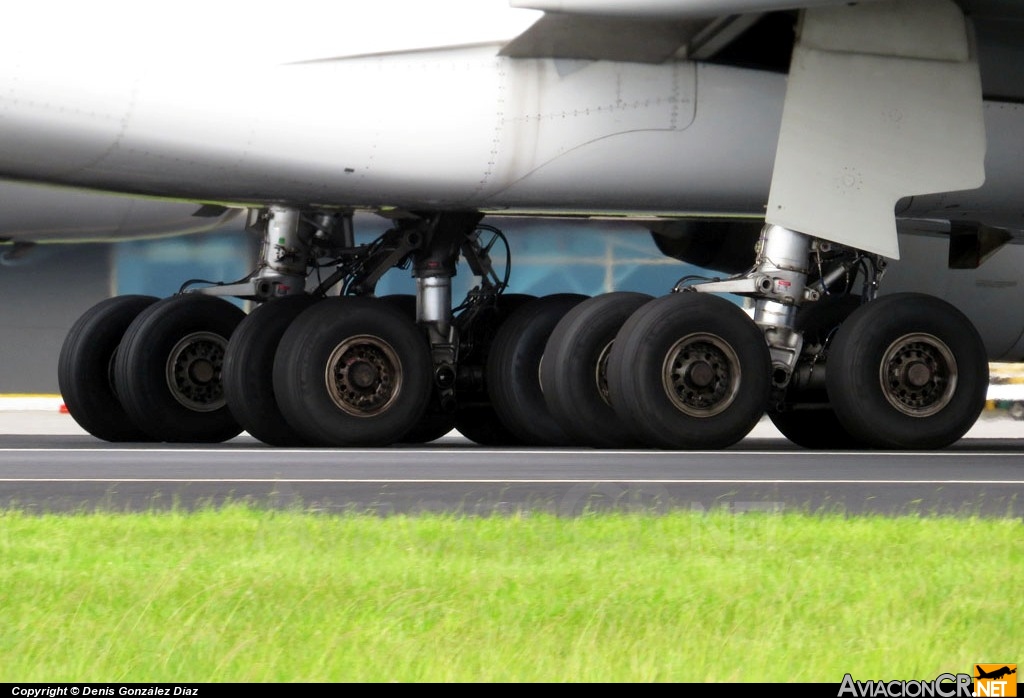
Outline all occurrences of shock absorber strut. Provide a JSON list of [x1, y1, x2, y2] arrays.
[[412, 212, 485, 407], [184, 205, 343, 301], [750, 225, 812, 388], [679, 223, 820, 389]]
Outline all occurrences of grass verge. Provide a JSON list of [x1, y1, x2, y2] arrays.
[[0, 505, 1020, 682]]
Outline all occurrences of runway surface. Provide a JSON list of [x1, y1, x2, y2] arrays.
[[1, 411, 1022, 517]]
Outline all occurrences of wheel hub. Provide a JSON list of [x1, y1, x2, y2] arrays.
[[190, 359, 215, 384], [165, 331, 229, 412], [688, 361, 715, 387], [349, 361, 380, 389], [879, 332, 957, 417], [325, 334, 403, 417], [904, 361, 932, 388], [662, 333, 741, 418]]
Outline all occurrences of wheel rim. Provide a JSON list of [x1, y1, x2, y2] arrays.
[[165, 331, 229, 412], [878, 332, 957, 417], [324, 334, 403, 417], [661, 332, 741, 418]]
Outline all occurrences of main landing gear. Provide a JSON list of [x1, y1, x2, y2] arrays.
[[669, 225, 987, 450], [59, 209, 989, 450]]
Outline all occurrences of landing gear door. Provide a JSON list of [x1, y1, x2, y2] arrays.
[[766, 0, 986, 260]]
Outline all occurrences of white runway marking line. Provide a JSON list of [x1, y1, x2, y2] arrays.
[[1, 478, 1023, 485], [1, 447, 1024, 457]]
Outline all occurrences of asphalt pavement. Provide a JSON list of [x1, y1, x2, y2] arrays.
[[1, 405, 1021, 441]]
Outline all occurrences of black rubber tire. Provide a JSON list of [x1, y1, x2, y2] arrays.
[[222, 294, 322, 446], [486, 293, 589, 446], [769, 408, 864, 450], [378, 293, 455, 443], [379, 294, 417, 317], [541, 292, 653, 448], [826, 292, 988, 449], [273, 296, 433, 446], [57, 295, 160, 442], [607, 293, 771, 450], [400, 416, 455, 444], [114, 294, 246, 443], [768, 295, 866, 449], [453, 294, 537, 446]]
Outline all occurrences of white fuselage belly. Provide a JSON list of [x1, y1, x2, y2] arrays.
[[0, 180, 242, 243], [0, 44, 1019, 229]]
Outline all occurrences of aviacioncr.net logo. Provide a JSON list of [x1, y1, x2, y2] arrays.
[[973, 664, 1017, 697], [838, 673, 973, 697], [838, 666, 1018, 698]]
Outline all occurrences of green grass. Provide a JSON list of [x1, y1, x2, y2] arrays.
[[0, 506, 1020, 682]]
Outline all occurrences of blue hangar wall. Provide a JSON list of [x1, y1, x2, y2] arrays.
[[116, 216, 718, 305]]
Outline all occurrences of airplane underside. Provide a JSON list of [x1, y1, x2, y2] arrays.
[[25, 0, 1019, 450], [57, 205, 991, 450]]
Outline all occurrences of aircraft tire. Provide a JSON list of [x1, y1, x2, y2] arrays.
[[767, 295, 866, 449], [273, 296, 432, 446], [222, 294, 322, 446], [607, 293, 771, 449], [541, 292, 653, 448], [769, 409, 864, 450], [57, 294, 160, 442], [379, 294, 455, 444], [827, 292, 988, 449], [486, 293, 589, 446], [114, 294, 246, 443], [399, 415, 456, 444], [453, 293, 537, 446]]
